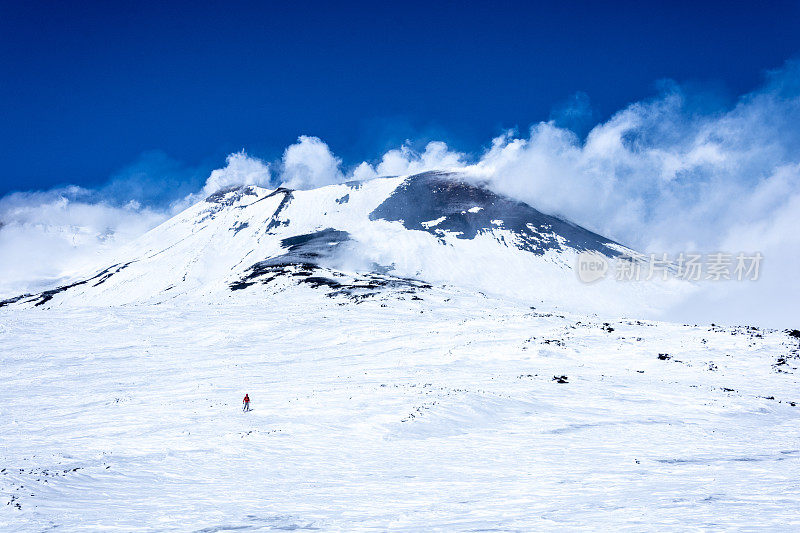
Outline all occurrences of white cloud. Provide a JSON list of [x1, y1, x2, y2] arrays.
[[452, 62, 800, 327], [0, 188, 167, 297], [280, 136, 343, 189], [349, 161, 377, 182], [373, 141, 467, 176], [202, 151, 271, 195]]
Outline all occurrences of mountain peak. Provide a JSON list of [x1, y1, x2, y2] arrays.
[[0, 172, 679, 315]]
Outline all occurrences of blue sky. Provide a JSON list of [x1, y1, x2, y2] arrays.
[[2, 0, 800, 198]]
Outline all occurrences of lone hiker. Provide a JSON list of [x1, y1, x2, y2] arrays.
[[242, 393, 251, 412]]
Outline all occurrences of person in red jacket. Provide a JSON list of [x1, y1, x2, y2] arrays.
[[242, 393, 251, 412]]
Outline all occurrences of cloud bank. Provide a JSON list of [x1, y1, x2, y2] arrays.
[[0, 188, 166, 296], [202, 151, 271, 196], [2, 60, 800, 326]]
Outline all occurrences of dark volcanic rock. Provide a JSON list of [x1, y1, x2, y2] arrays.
[[369, 171, 623, 256], [229, 228, 431, 301], [264, 188, 294, 232], [267, 228, 351, 266], [205, 185, 259, 205], [1, 261, 134, 308]]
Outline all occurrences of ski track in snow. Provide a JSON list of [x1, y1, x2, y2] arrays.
[[2, 288, 800, 531]]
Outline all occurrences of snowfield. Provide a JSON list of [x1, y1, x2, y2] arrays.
[[2, 285, 799, 531], [2, 173, 798, 531]]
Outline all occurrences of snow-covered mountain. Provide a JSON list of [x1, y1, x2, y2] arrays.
[[3, 171, 799, 531], [0, 171, 682, 315]]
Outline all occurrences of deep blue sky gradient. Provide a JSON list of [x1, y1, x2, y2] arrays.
[[2, 0, 800, 198]]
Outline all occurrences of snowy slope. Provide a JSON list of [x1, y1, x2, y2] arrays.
[[4, 171, 795, 531], [1, 288, 799, 530], [0, 171, 687, 316]]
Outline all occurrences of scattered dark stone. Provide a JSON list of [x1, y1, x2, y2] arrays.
[[304, 276, 343, 290], [264, 188, 294, 232], [204, 185, 259, 205], [1, 260, 136, 307], [229, 280, 255, 291], [91, 261, 133, 287], [553, 375, 569, 384], [657, 353, 671, 361], [229, 232, 432, 303], [231, 221, 249, 235], [787, 329, 800, 339], [0, 294, 30, 308]]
